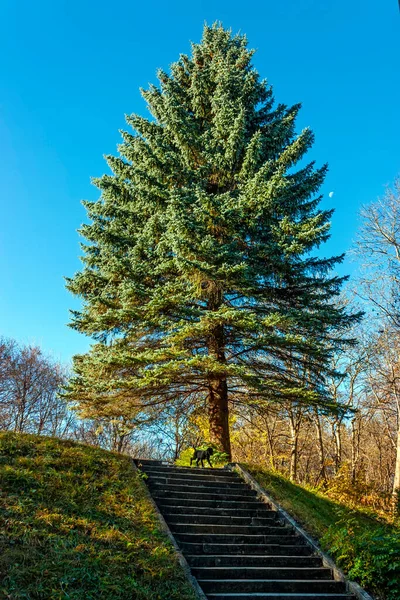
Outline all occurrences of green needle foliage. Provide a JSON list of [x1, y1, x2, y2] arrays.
[[66, 24, 360, 458]]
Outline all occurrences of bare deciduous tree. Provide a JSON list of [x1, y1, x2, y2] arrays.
[[0, 339, 68, 435], [354, 177, 400, 501]]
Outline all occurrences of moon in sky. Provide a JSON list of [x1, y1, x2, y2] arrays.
[[328, 191, 334, 198]]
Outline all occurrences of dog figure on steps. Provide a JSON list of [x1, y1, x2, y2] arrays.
[[190, 447, 214, 468]]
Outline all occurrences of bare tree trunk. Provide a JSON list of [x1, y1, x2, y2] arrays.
[[332, 417, 342, 473], [392, 421, 400, 505], [351, 414, 362, 485], [264, 415, 277, 470], [288, 407, 302, 482], [116, 433, 126, 453], [173, 421, 180, 461], [289, 428, 298, 482], [314, 409, 327, 485]]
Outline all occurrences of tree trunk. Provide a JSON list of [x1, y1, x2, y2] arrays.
[[208, 375, 231, 459], [207, 302, 231, 459], [288, 412, 300, 482], [116, 433, 126, 453], [264, 415, 277, 470], [287, 404, 303, 483], [314, 409, 327, 486], [289, 430, 298, 482], [332, 417, 342, 474], [351, 415, 361, 485], [392, 421, 400, 509]]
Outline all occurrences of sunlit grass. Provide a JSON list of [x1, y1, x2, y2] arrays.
[[0, 432, 197, 600], [246, 464, 400, 600]]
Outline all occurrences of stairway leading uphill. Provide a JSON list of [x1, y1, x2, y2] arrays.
[[137, 460, 355, 600]]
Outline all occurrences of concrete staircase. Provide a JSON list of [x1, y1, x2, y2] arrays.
[[137, 459, 355, 600]]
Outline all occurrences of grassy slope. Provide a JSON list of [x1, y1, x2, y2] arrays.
[[0, 432, 197, 600], [246, 465, 400, 600]]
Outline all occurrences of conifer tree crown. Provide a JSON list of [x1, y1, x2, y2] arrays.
[[66, 24, 359, 455]]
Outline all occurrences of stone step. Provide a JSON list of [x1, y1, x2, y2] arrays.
[[134, 459, 171, 466], [174, 533, 305, 545], [141, 464, 230, 475], [157, 498, 269, 510], [192, 567, 333, 581], [148, 475, 243, 487], [152, 490, 257, 502], [143, 464, 237, 473], [179, 543, 314, 556], [198, 580, 347, 594], [149, 482, 256, 495], [206, 595, 354, 600], [140, 459, 356, 600], [164, 514, 279, 526], [170, 524, 292, 536], [186, 555, 323, 568], [148, 476, 245, 489], [145, 469, 239, 480], [161, 506, 276, 518]]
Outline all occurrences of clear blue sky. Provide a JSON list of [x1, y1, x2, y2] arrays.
[[0, 0, 399, 364]]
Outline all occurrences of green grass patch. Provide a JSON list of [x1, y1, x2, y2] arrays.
[[0, 432, 198, 600], [246, 465, 400, 600]]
